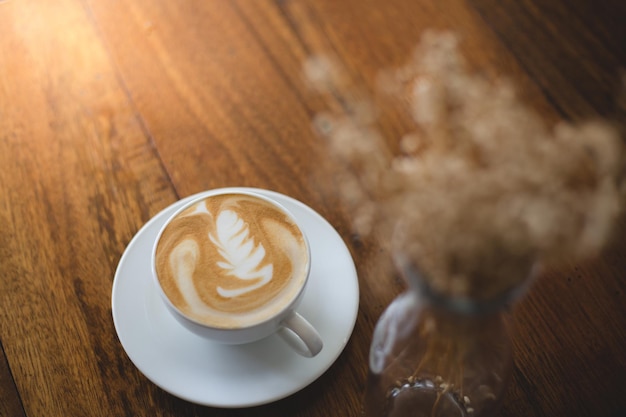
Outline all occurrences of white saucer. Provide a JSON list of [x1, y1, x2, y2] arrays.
[[112, 188, 360, 408]]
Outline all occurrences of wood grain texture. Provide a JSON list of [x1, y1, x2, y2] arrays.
[[0, 342, 26, 417], [1, 0, 624, 416], [85, 0, 325, 202], [0, 0, 176, 415], [470, 0, 626, 120], [500, 216, 626, 417]]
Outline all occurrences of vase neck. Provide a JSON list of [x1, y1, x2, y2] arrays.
[[395, 255, 536, 316]]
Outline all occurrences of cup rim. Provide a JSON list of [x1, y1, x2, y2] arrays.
[[150, 189, 312, 331]]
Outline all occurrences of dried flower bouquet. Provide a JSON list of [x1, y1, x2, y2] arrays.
[[306, 31, 625, 300]]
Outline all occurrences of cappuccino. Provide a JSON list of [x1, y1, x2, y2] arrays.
[[155, 193, 310, 329]]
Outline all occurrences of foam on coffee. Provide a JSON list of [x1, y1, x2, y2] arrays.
[[155, 193, 309, 328]]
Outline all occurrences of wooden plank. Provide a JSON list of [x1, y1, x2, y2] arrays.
[[84, 0, 328, 205], [0, 342, 26, 417], [276, 0, 558, 116], [470, 0, 626, 119], [0, 0, 176, 416]]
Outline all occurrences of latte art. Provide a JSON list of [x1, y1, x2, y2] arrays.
[[155, 193, 309, 328], [210, 209, 274, 298]]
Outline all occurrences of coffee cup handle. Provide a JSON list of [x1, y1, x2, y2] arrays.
[[278, 312, 323, 358]]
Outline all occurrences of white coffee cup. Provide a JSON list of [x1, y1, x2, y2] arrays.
[[151, 190, 323, 357]]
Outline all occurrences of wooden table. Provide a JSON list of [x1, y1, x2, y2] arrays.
[[1, 0, 625, 416]]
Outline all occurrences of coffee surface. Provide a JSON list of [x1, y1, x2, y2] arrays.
[[155, 193, 309, 328]]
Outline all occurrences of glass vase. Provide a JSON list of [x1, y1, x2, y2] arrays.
[[363, 260, 532, 417]]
